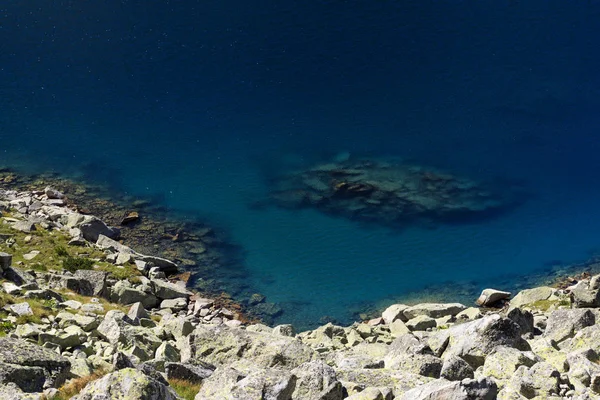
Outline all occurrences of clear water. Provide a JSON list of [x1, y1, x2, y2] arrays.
[[2, 1, 600, 329]]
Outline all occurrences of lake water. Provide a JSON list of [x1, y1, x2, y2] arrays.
[[2, 1, 600, 329]]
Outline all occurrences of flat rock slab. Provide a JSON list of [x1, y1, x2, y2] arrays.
[[0, 338, 70, 390], [404, 303, 467, 320]]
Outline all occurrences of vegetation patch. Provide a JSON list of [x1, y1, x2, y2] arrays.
[[168, 378, 202, 400], [54, 369, 109, 400]]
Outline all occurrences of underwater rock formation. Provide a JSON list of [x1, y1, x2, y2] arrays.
[[268, 157, 518, 228]]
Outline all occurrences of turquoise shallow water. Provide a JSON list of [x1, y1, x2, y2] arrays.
[[2, 1, 600, 328]]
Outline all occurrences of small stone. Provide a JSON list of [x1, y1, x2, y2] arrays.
[[23, 250, 40, 260], [60, 300, 82, 310], [2, 281, 21, 295], [44, 186, 65, 199], [8, 302, 33, 316], [120, 211, 139, 225]]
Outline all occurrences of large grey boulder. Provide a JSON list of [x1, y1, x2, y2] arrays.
[[479, 346, 538, 381], [110, 281, 159, 308], [335, 368, 432, 396], [508, 286, 556, 310], [73, 368, 178, 400], [96, 234, 135, 254], [165, 361, 215, 384], [0, 338, 70, 391], [194, 366, 296, 400], [504, 362, 561, 398], [566, 349, 600, 390], [135, 254, 179, 275], [428, 314, 527, 368], [80, 216, 120, 243], [399, 377, 497, 400], [544, 308, 595, 343], [506, 307, 535, 336], [0, 362, 46, 393], [54, 275, 94, 296], [439, 355, 474, 381], [291, 360, 344, 400], [4, 267, 36, 286], [180, 324, 316, 369], [384, 334, 442, 378], [74, 270, 108, 297], [151, 279, 192, 300], [572, 276, 600, 308], [0, 382, 46, 399]]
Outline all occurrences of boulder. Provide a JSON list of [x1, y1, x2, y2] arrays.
[[439, 355, 474, 381], [508, 286, 555, 310], [151, 279, 192, 300], [0, 362, 46, 393], [572, 277, 600, 308], [406, 315, 436, 331], [0, 382, 46, 399], [135, 255, 179, 275], [403, 303, 467, 320], [11, 220, 35, 232], [56, 276, 94, 296], [96, 234, 135, 254], [381, 304, 409, 324], [0, 338, 70, 391], [506, 307, 535, 336], [73, 368, 178, 400], [428, 314, 527, 368], [566, 349, 600, 389], [4, 267, 36, 286], [127, 302, 150, 321], [110, 281, 159, 308], [7, 302, 33, 317], [345, 387, 390, 400], [399, 377, 497, 400], [273, 324, 296, 337], [43, 186, 64, 199], [74, 270, 108, 297], [79, 216, 120, 243], [291, 360, 344, 400], [165, 361, 215, 384], [181, 324, 315, 369], [543, 308, 595, 343], [505, 362, 561, 398], [335, 368, 432, 397], [0, 252, 11, 271], [479, 346, 538, 381], [155, 342, 180, 363], [160, 314, 194, 340], [476, 288, 511, 307]]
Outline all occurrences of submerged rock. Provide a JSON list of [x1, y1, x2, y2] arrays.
[[267, 157, 518, 229]]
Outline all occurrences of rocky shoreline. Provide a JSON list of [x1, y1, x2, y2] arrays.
[[2, 187, 600, 399]]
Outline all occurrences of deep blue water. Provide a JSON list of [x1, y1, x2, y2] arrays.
[[2, 1, 600, 329]]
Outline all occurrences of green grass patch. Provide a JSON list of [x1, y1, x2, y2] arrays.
[[62, 255, 94, 272], [529, 298, 571, 312], [54, 369, 109, 400], [168, 379, 202, 400]]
